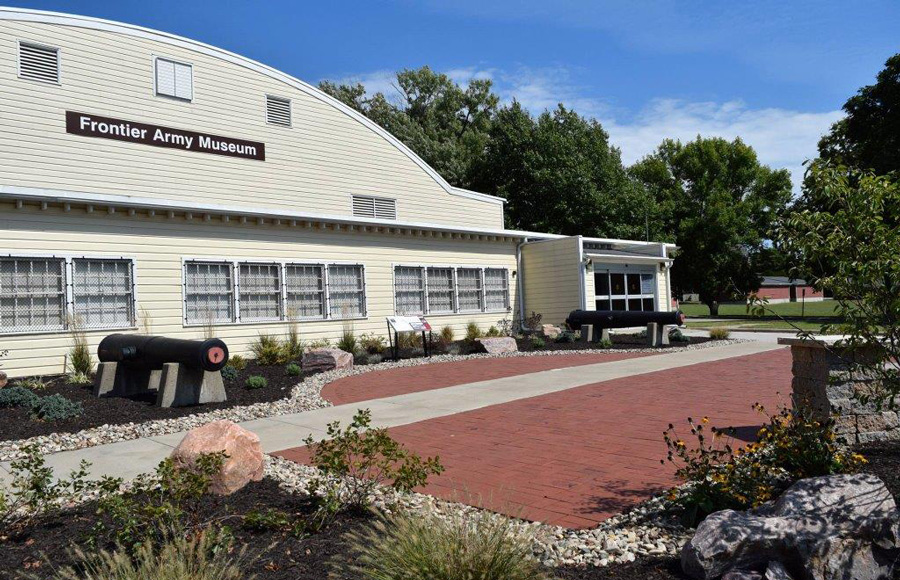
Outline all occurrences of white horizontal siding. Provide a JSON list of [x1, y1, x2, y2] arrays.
[[520, 237, 582, 327]]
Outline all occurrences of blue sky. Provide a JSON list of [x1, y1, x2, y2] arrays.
[[10, 1, 900, 188]]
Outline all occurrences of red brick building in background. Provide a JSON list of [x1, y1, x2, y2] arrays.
[[756, 276, 824, 304]]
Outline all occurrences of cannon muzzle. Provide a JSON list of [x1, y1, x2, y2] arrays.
[[98, 334, 229, 372]]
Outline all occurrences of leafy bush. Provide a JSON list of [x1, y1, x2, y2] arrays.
[[305, 409, 444, 510], [66, 371, 92, 386], [669, 328, 690, 343], [465, 322, 483, 342], [529, 336, 546, 349], [1, 444, 91, 536], [285, 363, 302, 376], [597, 338, 614, 349], [283, 312, 304, 361], [555, 331, 577, 344], [93, 452, 226, 551], [67, 321, 94, 377], [397, 332, 422, 350], [227, 354, 247, 371], [709, 327, 730, 340], [338, 329, 358, 353], [496, 317, 514, 337], [440, 326, 455, 345], [14, 377, 48, 391], [662, 404, 867, 526], [251, 334, 287, 366], [0, 386, 40, 408], [524, 311, 543, 332], [48, 527, 246, 580], [245, 375, 267, 390], [359, 333, 386, 354], [30, 394, 83, 421], [366, 353, 383, 365], [349, 508, 545, 580], [306, 338, 331, 350], [220, 366, 238, 383], [485, 326, 501, 337]]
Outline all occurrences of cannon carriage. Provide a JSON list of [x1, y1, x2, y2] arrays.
[[565, 309, 686, 346]]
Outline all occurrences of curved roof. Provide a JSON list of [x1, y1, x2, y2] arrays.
[[0, 7, 504, 207]]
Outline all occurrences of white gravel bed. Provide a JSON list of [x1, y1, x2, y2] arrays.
[[265, 455, 691, 569], [0, 338, 744, 461]]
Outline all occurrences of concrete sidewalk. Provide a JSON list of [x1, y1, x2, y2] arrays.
[[0, 340, 784, 484]]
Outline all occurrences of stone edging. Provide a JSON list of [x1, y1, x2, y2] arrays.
[[0, 339, 745, 461]]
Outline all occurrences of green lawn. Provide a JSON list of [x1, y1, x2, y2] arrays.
[[680, 300, 840, 318], [685, 319, 839, 333]]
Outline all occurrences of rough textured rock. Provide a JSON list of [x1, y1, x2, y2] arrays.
[[541, 324, 561, 339], [681, 474, 900, 580], [0, 371, 7, 389], [764, 561, 794, 580], [302, 348, 353, 373], [722, 570, 763, 580], [170, 420, 264, 495], [474, 337, 518, 355]]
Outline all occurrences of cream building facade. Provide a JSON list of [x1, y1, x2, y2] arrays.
[[0, 8, 674, 377]]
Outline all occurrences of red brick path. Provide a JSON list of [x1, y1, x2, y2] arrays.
[[277, 348, 792, 529], [322, 351, 654, 405]]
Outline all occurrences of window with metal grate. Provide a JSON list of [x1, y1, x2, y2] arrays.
[[18, 41, 59, 84], [352, 195, 396, 220], [266, 95, 292, 127]]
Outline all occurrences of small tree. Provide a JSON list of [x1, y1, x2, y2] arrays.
[[780, 163, 900, 406]]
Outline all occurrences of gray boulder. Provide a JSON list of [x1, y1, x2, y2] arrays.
[[681, 473, 900, 580], [474, 336, 518, 355], [302, 348, 353, 373]]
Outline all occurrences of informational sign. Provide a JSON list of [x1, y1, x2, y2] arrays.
[[386, 316, 432, 333], [65, 111, 266, 161]]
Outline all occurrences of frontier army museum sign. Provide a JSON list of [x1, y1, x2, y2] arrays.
[[65, 111, 266, 161]]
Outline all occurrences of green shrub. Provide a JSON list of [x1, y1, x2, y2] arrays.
[[251, 333, 287, 366], [283, 312, 304, 361], [485, 326, 501, 337], [285, 363, 302, 376], [306, 338, 331, 350], [597, 338, 614, 349], [30, 394, 83, 421], [669, 328, 690, 343], [440, 326, 455, 344], [709, 327, 730, 340], [245, 375, 267, 390], [67, 322, 94, 377], [0, 386, 40, 408], [305, 409, 444, 510], [397, 332, 422, 350], [662, 404, 867, 526], [13, 377, 48, 391], [465, 322, 483, 342], [220, 366, 238, 383], [66, 371, 92, 386], [349, 508, 546, 580], [1, 444, 91, 536], [555, 331, 577, 344], [337, 329, 358, 353], [359, 333, 386, 354], [93, 453, 226, 551], [226, 354, 247, 371], [366, 353, 383, 365], [529, 336, 545, 349], [47, 527, 246, 580]]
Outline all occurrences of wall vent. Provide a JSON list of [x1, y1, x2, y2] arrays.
[[352, 195, 396, 220], [18, 42, 59, 84], [266, 95, 292, 127]]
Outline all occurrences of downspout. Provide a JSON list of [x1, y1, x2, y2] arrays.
[[577, 236, 586, 310], [663, 244, 673, 311], [516, 238, 528, 331]]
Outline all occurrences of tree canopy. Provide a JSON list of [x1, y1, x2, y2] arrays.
[[630, 137, 793, 314]]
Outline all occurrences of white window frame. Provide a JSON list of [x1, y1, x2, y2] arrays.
[[153, 55, 194, 102], [17, 40, 61, 85], [238, 262, 283, 322], [0, 252, 137, 336], [284, 263, 327, 321], [393, 266, 427, 315], [182, 258, 368, 327], [484, 267, 511, 312], [593, 266, 657, 312], [426, 266, 456, 314], [71, 257, 137, 331], [392, 264, 511, 316]]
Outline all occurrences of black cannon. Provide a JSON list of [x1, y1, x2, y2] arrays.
[[95, 334, 228, 407], [98, 334, 229, 372], [565, 309, 685, 331]]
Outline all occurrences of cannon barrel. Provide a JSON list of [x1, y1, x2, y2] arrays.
[[565, 309, 685, 331], [98, 334, 229, 372]]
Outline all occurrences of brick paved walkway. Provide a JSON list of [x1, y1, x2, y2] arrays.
[[277, 347, 792, 529], [322, 351, 654, 405]]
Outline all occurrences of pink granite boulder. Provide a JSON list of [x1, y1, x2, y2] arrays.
[[0, 371, 7, 389], [541, 324, 562, 339], [302, 348, 354, 373], [170, 420, 264, 496], [474, 337, 518, 355]]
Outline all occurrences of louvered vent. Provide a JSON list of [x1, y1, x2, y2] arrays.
[[352, 195, 397, 220], [18, 42, 59, 83], [266, 95, 292, 127]]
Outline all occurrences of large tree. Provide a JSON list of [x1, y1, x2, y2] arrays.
[[630, 137, 792, 315], [320, 67, 497, 189], [817, 53, 900, 177], [470, 102, 655, 240]]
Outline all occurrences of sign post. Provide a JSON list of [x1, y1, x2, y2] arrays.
[[386, 316, 433, 361]]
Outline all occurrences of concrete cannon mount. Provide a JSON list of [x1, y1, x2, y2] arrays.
[[94, 361, 226, 408]]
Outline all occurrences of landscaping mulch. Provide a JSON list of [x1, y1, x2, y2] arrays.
[[857, 440, 900, 503], [0, 362, 310, 442], [515, 332, 712, 352]]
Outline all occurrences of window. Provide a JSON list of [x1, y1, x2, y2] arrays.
[[456, 268, 483, 312], [594, 270, 656, 312], [184, 262, 234, 324], [266, 95, 291, 127], [351, 195, 397, 220], [328, 264, 366, 318], [18, 41, 59, 84], [426, 267, 455, 313], [394, 266, 425, 315], [238, 263, 281, 321], [0, 258, 66, 331], [285, 264, 325, 319], [72, 259, 134, 329], [155, 57, 193, 101], [484, 268, 510, 311]]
